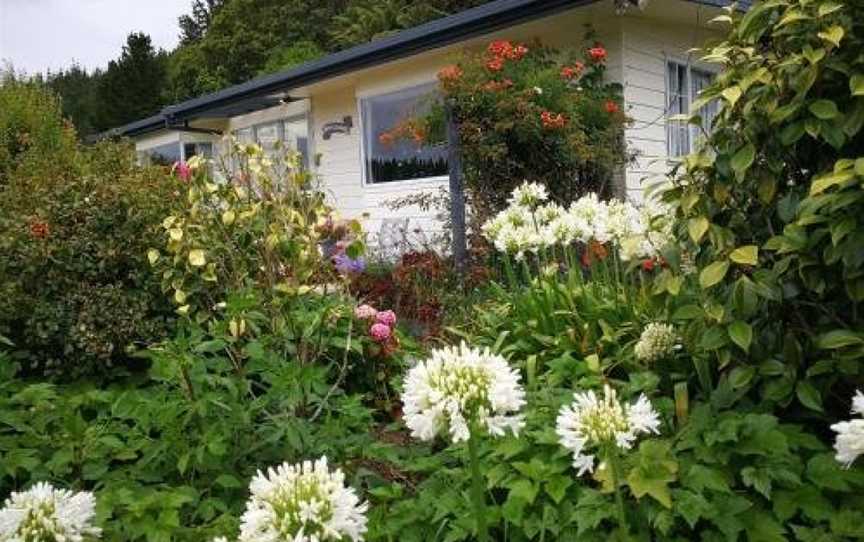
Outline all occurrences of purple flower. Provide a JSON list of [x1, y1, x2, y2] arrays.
[[172, 161, 191, 182], [333, 253, 366, 275], [354, 304, 378, 320]]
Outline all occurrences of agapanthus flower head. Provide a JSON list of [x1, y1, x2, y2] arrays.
[[403, 342, 525, 443], [354, 304, 378, 320], [369, 323, 392, 343], [556, 385, 660, 475], [831, 390, 864, 468], [375, 310, 397, 328], [634, 322, 677, 363], [239, 456, 368, 542], [508, 182, 549, 208], [0, 482, 101, 541]]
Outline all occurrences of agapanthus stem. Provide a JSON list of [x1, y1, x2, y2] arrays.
[[607, 447, 630, 537], [468, 428, 489, 542]]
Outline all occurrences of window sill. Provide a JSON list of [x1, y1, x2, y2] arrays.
[[363, 176, 450, 192]]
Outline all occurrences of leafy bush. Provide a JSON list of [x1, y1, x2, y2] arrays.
[[0, 82, 177, 376], [434, 35, 630, 217]]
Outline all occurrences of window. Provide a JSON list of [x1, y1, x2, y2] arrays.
[[666, 61, 718, 157], [232, 115, 310, 168], [360, 83, 448, 184], [183, 142, 213, 160], [137, 143, 181, 166]]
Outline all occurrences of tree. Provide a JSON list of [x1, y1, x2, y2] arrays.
[[96, 33, 168, 131], [46, 64, 102, 138], [178, 0, 226, 45]]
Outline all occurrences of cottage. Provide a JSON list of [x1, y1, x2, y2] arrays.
[[108, 0, 743, 240]]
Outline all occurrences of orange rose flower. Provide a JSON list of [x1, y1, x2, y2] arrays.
[[604, 100, 620, 114], [486, 56, 505, 72], [438, 64, 463, 82], [588, 46, 607, 63], [541, 111, 568, 129]]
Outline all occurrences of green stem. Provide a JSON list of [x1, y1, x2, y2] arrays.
[[607, 447, 630, 537], [468, 429, 489, 542]]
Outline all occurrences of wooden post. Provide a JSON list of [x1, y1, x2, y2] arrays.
[[446, 100, 468, 274]]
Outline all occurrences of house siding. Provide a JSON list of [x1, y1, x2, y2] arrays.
[[620, 14, 722, 199]]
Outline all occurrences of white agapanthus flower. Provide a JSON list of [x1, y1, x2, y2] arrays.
[[556, 385, 661, 475], [634, 322, 678, 363], [831, 390, 864, 468], [482, 183, 672, 262], [402, 342, 526, 443], [508, 182, 549, 208], [0, 482, 101, 541], [238, 456, 368, 542]]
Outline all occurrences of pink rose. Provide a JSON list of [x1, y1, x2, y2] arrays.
[[354, 304, 378, 320], [376, 310, 397, 327], [370, 323, 392, 343]]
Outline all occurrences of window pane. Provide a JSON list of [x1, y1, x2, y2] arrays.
[[362, 83, 448, 184], [282, 117, 310, 169], [184, 142, 213, 160], [690, 68, 717, 151], [256, 122, 280, 151], [141, 143, 181, 166], [667, 62, 690, 157]]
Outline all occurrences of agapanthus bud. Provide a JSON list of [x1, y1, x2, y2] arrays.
[[634, 323, 677, 363], [402, 342, 525, 443]]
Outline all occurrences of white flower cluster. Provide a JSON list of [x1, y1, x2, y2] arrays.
[[402, 342, 526, 443], [482, 182, 673, 261], [0, 482, 101, 541], [239, 456, 368, 542], [831, 390, 864, 468], [634, 322, 678, 363], [556, 385, 661, 475]]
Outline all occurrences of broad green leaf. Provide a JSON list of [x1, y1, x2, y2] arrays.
[[174, 290, 187, 304], [728, 321, 753, 352], [814, 329, 864, 349], [221, 210, 236, 225], [188, 249, 206, 267], [147, 249, 160, 265], [818, 25, 844, 47], [796, 381, 823, 412], [688, 217, 709, 243], [699, 261, 730, 289], [809, 99, 839, 120], [818, 1, 843, 16], [731, 143, 756, 175], [851, 75, 864, 97], [856, 158, 864, 176], [730, 245, 759, 265], [169, 228, 183, 241], [810, 170, 854, 195]]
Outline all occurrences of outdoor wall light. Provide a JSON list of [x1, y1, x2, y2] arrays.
[[322, 116, 353, 140]]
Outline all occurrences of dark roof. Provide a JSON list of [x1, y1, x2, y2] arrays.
[[108, 0, 743, 138]]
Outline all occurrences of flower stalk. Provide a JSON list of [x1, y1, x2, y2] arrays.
[[468, 426, 489, 542]]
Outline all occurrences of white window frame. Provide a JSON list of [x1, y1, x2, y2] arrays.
[[357, 80, 450, 188], [666, 59, 718, 158]]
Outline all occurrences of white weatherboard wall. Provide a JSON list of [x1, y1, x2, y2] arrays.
[[620, 16, 722, 200]]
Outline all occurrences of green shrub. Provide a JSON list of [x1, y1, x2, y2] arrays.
[[0, 83, 178, 376]]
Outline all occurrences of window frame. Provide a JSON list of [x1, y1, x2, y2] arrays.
[[665, 58, 719, 158], [230, 113, 311, 170], [357, 81, 450, 188]]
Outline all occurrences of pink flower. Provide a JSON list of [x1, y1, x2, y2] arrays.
[[173, 161, 191, 182], [376, 310, 397, 327], [354, 304, 378, 320], [370, 323, 392, 343]]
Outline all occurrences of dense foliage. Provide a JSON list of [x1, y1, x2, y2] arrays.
[[3, 2, 864, 541], [0, 82, 177, 377], [434, 37, 629, 218]]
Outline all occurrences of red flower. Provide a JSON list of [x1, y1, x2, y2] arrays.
[[486, 56, 505, 72], [641, 259, 656, 272], [488, 40, 513, 57], [482, 78, 514, 92], [506, 44, 529, 60], [438, 64, 463, 82], [588, 46, 607, 63], [29, 221, 49, 239], [541, 111, 568, 129], [172, 161, 191, 182], [378, 132, 395, 146], [605, 100, 620, 114], [561, 62, 585, 80]]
